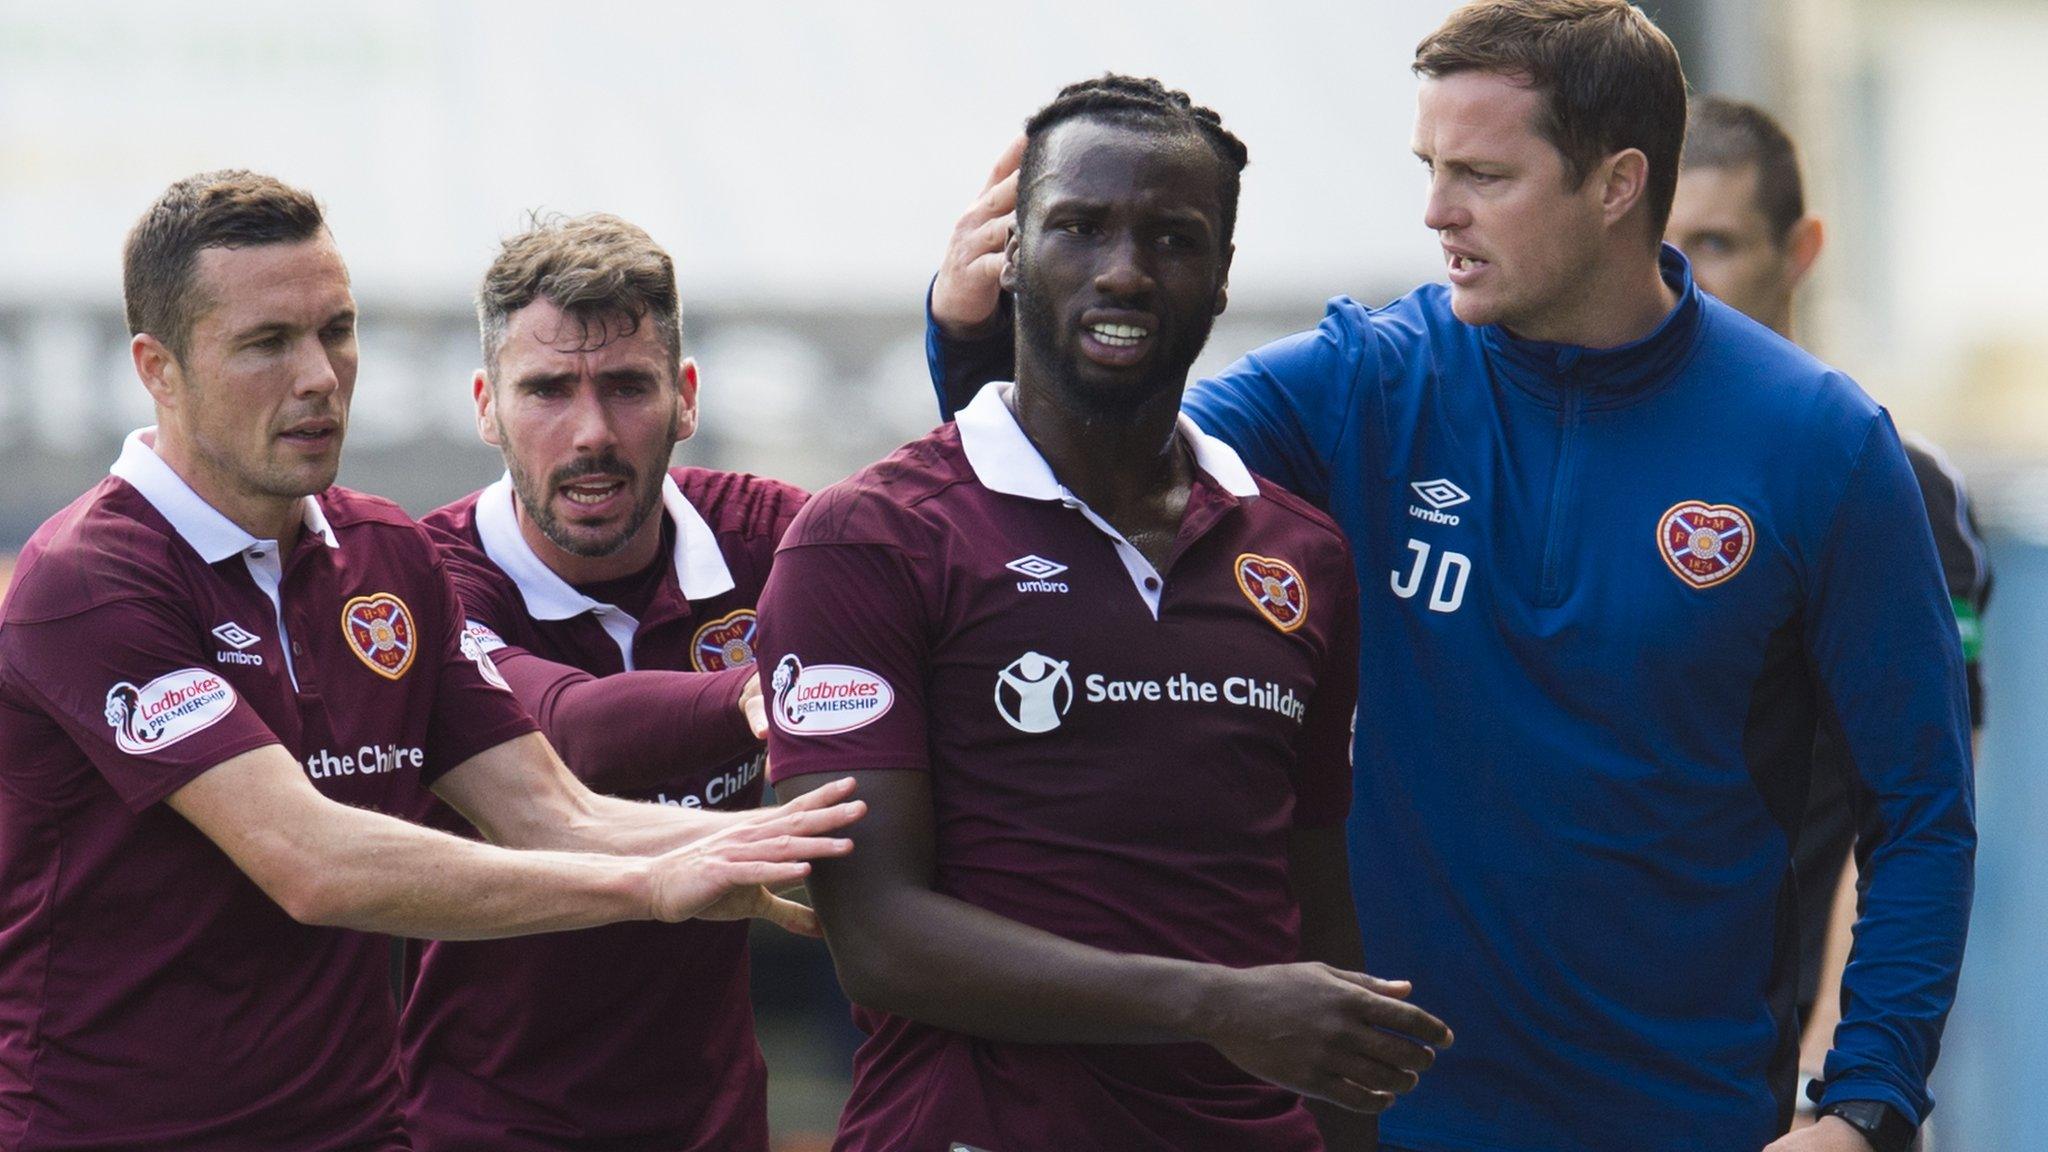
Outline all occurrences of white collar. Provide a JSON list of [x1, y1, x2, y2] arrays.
[[473, 470, 735, 621], [109, 427, 338, 561], [954, 381, 1259, 500]]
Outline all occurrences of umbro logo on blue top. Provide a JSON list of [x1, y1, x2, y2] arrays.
[[1409, 479, 1470, 527], [1410, 479, 1471, 509]]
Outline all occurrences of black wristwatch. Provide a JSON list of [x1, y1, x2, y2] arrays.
[[1818, 1099, 1916, 1152]]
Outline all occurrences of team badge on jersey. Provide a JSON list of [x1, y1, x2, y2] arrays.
[[1235, 553, 1308, 633], [692, 609, 760, 672], [342, 593, 418, 680], [1659, 501, 1755, 588]]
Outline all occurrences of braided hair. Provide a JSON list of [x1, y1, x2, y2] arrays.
[[1018, 74, 1250, 248]]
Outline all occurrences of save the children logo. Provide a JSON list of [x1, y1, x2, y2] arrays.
[[994, 651, 1073, 733], [103, 669, 239, 755], [770, 654, 893, 735]]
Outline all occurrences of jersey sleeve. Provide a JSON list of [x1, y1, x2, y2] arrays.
[[488, 649, 758, 793], [1806, 413, 1976, 1124], [1182, 301, 1381, 506], [421, 551, 539, 784], [1291, 536, 1359, 829], [0, 596, 282, 811], [756, 495, 933, 781]]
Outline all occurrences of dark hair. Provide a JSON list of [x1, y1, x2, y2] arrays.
[[122, 170, 327, 359], [1414, 0, 1688, 235], [478, 212, 682, 377], [1017, 74, 1250, 248], [1682, 95, 1806, 242]]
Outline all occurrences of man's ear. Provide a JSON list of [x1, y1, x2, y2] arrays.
[[132, 333, 181, 410], [474, 370, 501, 447], [1214, 242, 1235, 316], [1599, 148, 1652, 229], [674, 357, 701, 443], [1784, 215, 1825, 292], [998, 231, 1022, 294]]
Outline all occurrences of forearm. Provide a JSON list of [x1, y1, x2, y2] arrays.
[[287, 803, 651, 939], [826, 883, 1227, 1046], [1819, 816, 1973, 1115], [496, 650, 757, 793]]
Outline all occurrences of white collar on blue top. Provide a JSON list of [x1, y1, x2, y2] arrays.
[[954, 381, 1259, 500], [474, 470, 735, 622], [109, 427, 338, 560]]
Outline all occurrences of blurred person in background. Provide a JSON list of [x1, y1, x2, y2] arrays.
[[922, 4, 1975, 1151], [0, 170, 861, 1151], [399, 212, 809, 1152], [765, 76, 1451, 1152], [1668, 94, 1993, 1142]]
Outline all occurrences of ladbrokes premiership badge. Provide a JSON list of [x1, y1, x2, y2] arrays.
[[1659, 501, 1755, 589], [692, 609, 760, 672], [1235, 553, 1308, 633], [342, 593, 418, 680]]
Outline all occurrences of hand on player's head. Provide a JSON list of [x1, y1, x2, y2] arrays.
[[931, 135, 1025, 338]]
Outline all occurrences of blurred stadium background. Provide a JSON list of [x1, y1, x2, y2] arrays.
[[1, 1, 2041, 1147]]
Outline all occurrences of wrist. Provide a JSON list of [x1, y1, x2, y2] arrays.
[[616, 856, 660, 922], [1177, 962, 1243, 1047], [1817, 1099, 1915, 1152], [934, 289, 1011, 342]]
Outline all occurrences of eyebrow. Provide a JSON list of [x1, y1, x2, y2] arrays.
[[509, 366, 663, 391], [230, 307, 355, 342]]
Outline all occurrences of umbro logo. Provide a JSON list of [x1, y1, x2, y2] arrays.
[[212, 622, 264, 666], [1410, 479, 1470, 509], [213, 622, 260, 649], [1409, 478, 1469, 526], [1006, 554, 1070, 594]]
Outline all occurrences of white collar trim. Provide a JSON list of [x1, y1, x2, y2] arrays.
[[474, 470, 733, 621], [109, 427, 337, 561], [954, 382, 1259, 500]]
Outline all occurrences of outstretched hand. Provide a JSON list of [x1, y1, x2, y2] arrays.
[[645, 776, 865, 935], [931, 134, 1025, 338], [1203, 965, 1452, 1114]]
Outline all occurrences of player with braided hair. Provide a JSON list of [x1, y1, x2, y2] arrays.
[[765, 74, 1449, 1152]]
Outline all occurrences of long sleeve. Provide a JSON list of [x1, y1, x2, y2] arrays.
[[1808, 413, 1977, 1123]]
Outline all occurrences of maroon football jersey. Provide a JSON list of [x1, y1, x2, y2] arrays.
[[0, 432, 534, 1151], [399, 467, 805, 1152], [760, 385, 1358, 1152]]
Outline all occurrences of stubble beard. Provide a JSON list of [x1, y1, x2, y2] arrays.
[[499, 414, 675, 560], [1013, 268, 1214, 423]]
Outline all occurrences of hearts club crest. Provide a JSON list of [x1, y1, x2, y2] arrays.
[[1658, 501, 1755, 589], [691, 609, 760, 672], [1235, 553, 1308, 633], [342, 593, 418, 680]]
